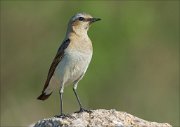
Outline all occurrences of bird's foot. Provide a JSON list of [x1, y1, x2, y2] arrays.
[[75, 108, 92, 113], [54, 113, 74, 119]]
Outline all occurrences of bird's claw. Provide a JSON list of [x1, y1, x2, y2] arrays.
[[54, 113, 74, 119], [75, 108, 92, 113]]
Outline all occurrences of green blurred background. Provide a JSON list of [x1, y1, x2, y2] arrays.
[[0, 1, 179, 126]]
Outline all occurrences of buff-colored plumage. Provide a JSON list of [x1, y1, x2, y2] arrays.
[[44, 32, 93, 94], [38, 13, 100, 100]]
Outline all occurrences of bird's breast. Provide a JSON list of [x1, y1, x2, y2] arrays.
[[53, 34, 93, 86], [67, 50, 92, 77], [53, 50, 92, 86]]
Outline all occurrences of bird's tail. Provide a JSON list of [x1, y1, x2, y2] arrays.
[[37, 92, 52, 100]]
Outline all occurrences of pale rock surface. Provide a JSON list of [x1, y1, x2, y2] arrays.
[[32, 109, 172, 127]]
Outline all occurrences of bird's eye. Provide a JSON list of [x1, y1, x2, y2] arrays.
[[78, 17, 84, 21]]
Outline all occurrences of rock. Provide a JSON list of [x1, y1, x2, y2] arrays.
[[32, 109, 172, 127]]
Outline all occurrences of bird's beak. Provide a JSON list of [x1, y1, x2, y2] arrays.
[[90, 18, 101, 23]]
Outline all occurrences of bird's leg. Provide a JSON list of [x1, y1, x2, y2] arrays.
[[55, 88, 73, 118], [55, 90, 65, 118], [60, 91, 63, 116], [73, 75, 92, 113], [73, 86, 92, 113]]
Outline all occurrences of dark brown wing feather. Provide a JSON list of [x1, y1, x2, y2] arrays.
[[37, 39, 70, 100]]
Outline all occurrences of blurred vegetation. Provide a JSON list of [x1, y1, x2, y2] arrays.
[[0, 1, 179, 126]]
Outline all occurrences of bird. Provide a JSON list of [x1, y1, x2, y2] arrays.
[[37, 12, 101, 118]]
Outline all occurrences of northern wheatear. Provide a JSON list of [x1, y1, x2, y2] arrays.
[[37, 12, 101, 117]]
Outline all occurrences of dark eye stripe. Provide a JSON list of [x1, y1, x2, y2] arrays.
[[78, 17, 84, 21], [86, 18, 92, 21]]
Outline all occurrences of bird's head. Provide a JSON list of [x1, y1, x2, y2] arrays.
[[67, 13, 101, 36]]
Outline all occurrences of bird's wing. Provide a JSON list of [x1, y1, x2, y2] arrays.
[[42, 38, 70, 92]]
